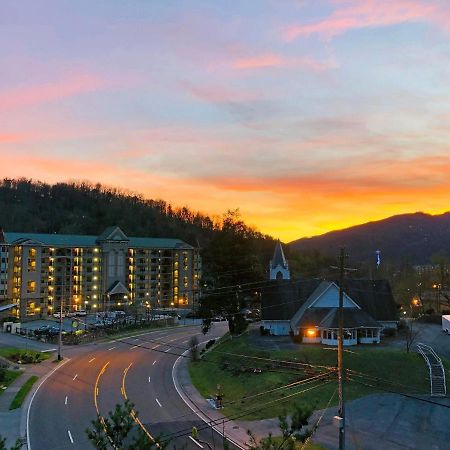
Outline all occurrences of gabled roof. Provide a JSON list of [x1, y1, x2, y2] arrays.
[[107, 281, 129, 296], [343, 279, 398, 321], [96, 226, 129, 243], [271, 241, 288, 269], [290, 281, 359, 329], [262, 278, 398, 323], [262, 279, 322, 321], [317, 308, 380, 329]]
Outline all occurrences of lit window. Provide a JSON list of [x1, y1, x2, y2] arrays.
[[27, 281, 36, 293]]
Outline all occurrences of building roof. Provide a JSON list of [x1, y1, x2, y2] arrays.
[[271, 241, 288, 269], [317, 308, 380, 329], [262, 279, 322, 320], [262, 278, 398, 323], [3, 230, 193, 250]]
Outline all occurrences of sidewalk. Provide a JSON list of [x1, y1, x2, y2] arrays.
[[173, 350, 283, 449], [0, 355, 58, 448]]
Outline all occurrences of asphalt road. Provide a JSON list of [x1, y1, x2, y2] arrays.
[[28, 323, 229, 450]]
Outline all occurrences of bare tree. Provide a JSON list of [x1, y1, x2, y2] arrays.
[[405, 320, 421, 353]]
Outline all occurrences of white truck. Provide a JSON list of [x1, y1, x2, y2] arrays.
[[443, 315, 450, 335]]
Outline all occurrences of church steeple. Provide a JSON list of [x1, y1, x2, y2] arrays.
[[269, 240, 290, 280]]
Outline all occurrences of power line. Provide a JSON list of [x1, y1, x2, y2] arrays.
[[160, 380, 335, 443]]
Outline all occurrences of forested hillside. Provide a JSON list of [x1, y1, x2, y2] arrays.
[[0, 178, 276, 288]]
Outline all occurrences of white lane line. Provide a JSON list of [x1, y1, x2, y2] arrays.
[[164, 347, 172, 353], [152, 344, 160, 349], [169, 338, 177, 342], [133, 338, 139, 341], [72, 374, 78, 381], [67, 430, 74, 444], [148, 376, 151, 383], [108, 347, 116, 351], [155, 398, 162, 407], [189, 436, 204, 448], [88, 357, 96, 363], [40, 348, 57, 353], [152, 361, 156, 366], [27, 358, 71, 450], [131, 345, 138, 350], [64, 396, 68, 405], [182, 340, 189, 344]]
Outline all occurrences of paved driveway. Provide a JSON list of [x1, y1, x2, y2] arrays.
[[312, 393, 450, 450]]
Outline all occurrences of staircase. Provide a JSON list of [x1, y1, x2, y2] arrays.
[[416, 343, 447, 397]]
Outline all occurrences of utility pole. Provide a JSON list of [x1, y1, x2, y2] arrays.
[[337, 247, 345, 450], [57, 262, 66, 361]]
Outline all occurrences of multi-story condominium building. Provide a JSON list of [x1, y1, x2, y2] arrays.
[[0, 227, 201, 319]]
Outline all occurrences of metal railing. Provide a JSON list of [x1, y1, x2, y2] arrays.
[[416, 342, 447, 397]]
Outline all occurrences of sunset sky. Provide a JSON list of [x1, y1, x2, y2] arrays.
[[1, 1, 450, 241]]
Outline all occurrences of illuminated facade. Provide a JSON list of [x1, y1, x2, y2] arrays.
[[1, 227, 201, 319]]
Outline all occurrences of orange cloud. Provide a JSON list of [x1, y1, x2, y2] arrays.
[[284, 0, 450, 41], [0, 73, 107, 112]]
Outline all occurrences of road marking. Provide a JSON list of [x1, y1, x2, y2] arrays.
[[27, 358, 70, 450], [64, 396, 68, 405], [189, 436, 204, 448], [72, 374, 78, 381], [133, 338, 139, 341], [152, 361, 156, 366], [108, 347, 116, 351], [182, 340, 189, 344], [164, 347, 172, 353], [148, 376, 151, 383], [40, 348, 57, 353], [121, 363, 133, 400], [169, 338, 177, 342], [152, 344, 160, 349], [131, 345, 138, 350], [67, 430, 74, 444], [94, 362, 110, 416], [155, 398, 162, 407], [88, 357, 96, 363]]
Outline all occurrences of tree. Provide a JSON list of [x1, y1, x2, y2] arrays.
[[86, 400, 165, 449], [0, 436, 26, 450], [247, 404, 313, 449], [404, 320, 421, 353], [228, 314, 248, 335]]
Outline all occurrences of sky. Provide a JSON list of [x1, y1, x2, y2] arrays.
[[1, 0, 450, 241]]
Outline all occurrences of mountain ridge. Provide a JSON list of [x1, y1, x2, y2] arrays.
[[289, 211, 450, 264]]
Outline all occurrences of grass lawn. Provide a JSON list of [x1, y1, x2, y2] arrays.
[[189, 334, 450, 421], [9, 375, 39, 410], [0, 370, 22, 395], [0, 347, 50, 364]]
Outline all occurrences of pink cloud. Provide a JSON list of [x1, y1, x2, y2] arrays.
[[0, 73, 107, 112], [284, 0, 450, 41], [180, 80, 261, 104], [231, 53, 334, 71]]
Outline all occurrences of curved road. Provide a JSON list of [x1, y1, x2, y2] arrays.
[[28, 323, 229, 450]]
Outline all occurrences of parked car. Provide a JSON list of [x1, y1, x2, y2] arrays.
[[53, 312, 66, 319], [66, 311, 77, 317], [75, 310, 87, 316]]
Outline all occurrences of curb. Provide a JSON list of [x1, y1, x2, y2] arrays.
[[172, 343, 247, 450]]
